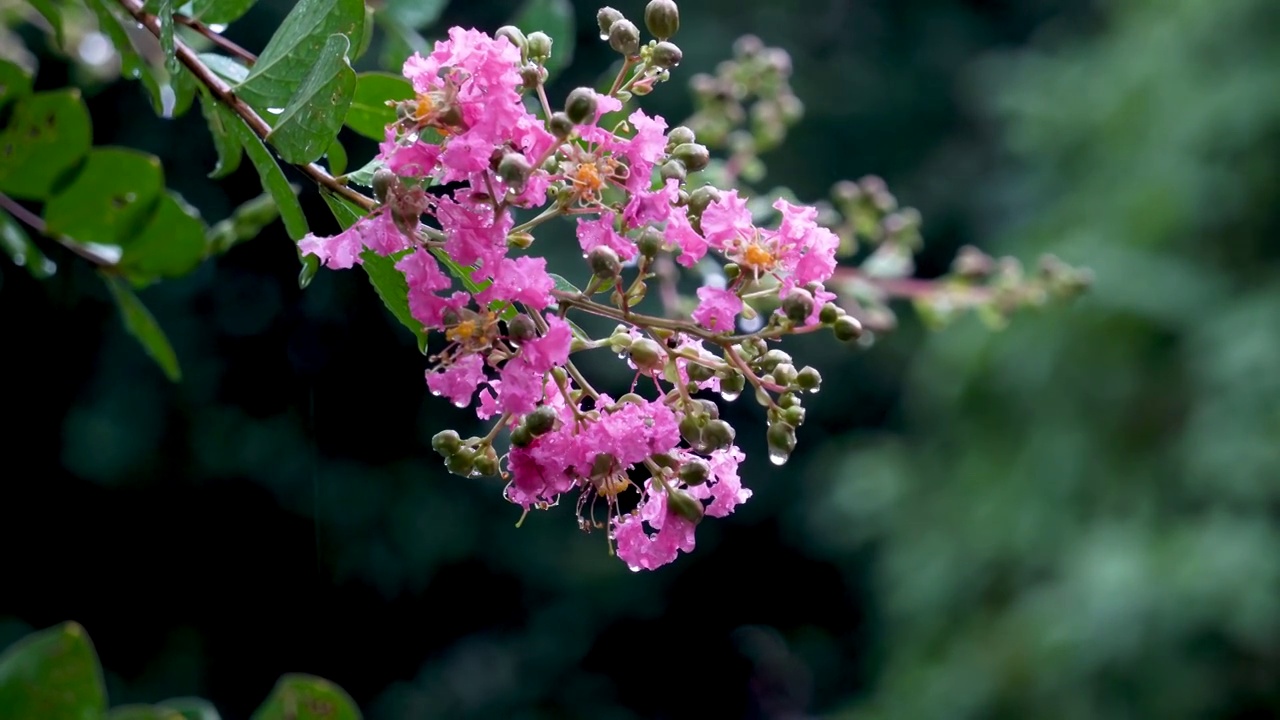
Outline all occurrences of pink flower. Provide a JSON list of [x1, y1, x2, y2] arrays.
[[665, 210, 707, 267], [426, 353, 487, 407], [613, 487, 698, 570], [692, 286, 742, 332], [520, 314, 572, 372], [684, 446, 751, 517], [576, 214, 636, 261], [476, 256, 555, 309], [298, 212, 410, 270], [436, 194, 511, 272]]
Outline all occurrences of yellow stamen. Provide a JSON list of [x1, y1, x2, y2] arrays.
[[446, 319, 478, 344], [743, 242, 775, 269]]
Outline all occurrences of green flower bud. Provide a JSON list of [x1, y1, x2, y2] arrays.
[[666, 488, 704, 523], [772, 362, 798, 388], [660, 159, 687, 183], [431, 429, 463, 457], [507, 313, 537, 343], [507, 231, 534, 249], [497, 152, 532, 190], [781, 287, 814, 324], [628, 337, 664, 372], [637, 227, 664, 258], [473, 449, 499, 477], [778, 391, 800, 409], [667, 126, 696, 149], [565, 87, 598, 125], [723, 263, 741, 281], [597, 7, 624, 38], [782, 405, 806, 427], [686, 362, 715, 383], [679, 413, 704, 447], [608, 19, 641, 56], [834, 314, 863, 342], [519, 62, 544, 89], [766, 421, 797, 465], [588, 245, 622, 279], [651, 41, 682, 69], [651, 452, 680, 470], [527, 31, 553, 60], [671, 143, 710, 172], [719, 371, 746, 399], [510, 424, 534, 448], [446, 447, 476, 476], [700, 419, 736, 453], [678, 458, 711, 486], [372, 168, 396, 205], [687, 184, 721, 214], [548, 111, 574, 139], [795, 366, 821, 392], [644, 0, 680, 40], [693, 398, 720, 420], [495, 25, 527, 51], [525, 405, 558, 436], [591, 452, 618, 478], [756, 349, 792, 374], [819, 302, 841, 325]]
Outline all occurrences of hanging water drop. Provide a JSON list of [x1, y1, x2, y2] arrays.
[[209, 23, 228, 33], [266, 107, 285, 115], [767, 448, 790, 466], [720, 388, 740, 402]]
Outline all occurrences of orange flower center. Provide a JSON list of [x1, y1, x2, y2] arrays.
[[572, 163, 604, 194], [412, 94, 434, 122], [743, 242, 775, 269], [446, 319, 478, 344], [594, 473, 630, 498]]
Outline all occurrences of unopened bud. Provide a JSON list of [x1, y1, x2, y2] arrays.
[[660, 159, 687, 183], [651, 41, 682, 69], [719, 371, 745, 398], [667, 126, 695, 149], [507, 313, 537, 343], [608, 19, 641, 56], [431, 429, 463, 457], [527, 31, 553, 60], [766, 421, 797, 460], [588, 245, 622, 278], [507, 231, 534, 249], [597, 7, 624, 37], [446, 448, 475, 476], [819, 302, 841, 325], [473, 449, 499, 477], [772, 362, 798, 388], [679, 413, 704, 447], [510, 424, 534, 448], [495, 25, 527, 51], [687, 185, 721, 214], [795, 366, 821, 392], [666, 488, 704, 523], [756, 349, 791, 374], [548, 111, 574, 139], [497, 152, 532, 190], [778, 392, 800, 409], [782, 405, 806, 427], [723, 263, 741, 281], [628, 337, 664, 372], [565, 87, 598, 125], [637, 227, 664, 258], [693, 398, 720, 420], [372, 168, 396, 205], [519, 63, 544, 89], [686, 362, 715, 383], [525, 405, 558, 435], [644, 0, 680, 40], [671, 143, 710, 172], [678, 459, 710, 486], [834, 314, 863, 342], [700, 419, 736, 453], [781, 287, 815, 324]]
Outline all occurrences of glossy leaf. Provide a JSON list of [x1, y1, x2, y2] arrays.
[[512, 0, 574, 80], [157, 697, 222, 720], [206, 193, 283, 256], [0, 622, 107, 720], [103, 273, 182, 381], [235, 0, 364, 113], [251, 674, 361, 720], [375, 10, 428, 70], [43, 148, 163, 249], [0, 60, 32, 110], [120, 192, 207, 283], [197, 90, 242, 178], [0, 90, 92, 200], [0, 207, 56, 278], [222, 105, 308, 240], [321, 190, 428, 353], [29, 0, 65, 48], [84, 0, 166, 115], [157, 0, 179, 77], [548, 272, 581, 294], [199, 53, 249, 85], [346, 72, 412, 141], [384, 0, 448, 30], [326, 139, 348, 176], [342, 156, 385, 188], [108, 705, 185, 720], [190, 0, 256, 25], [265, 34, 357, 165]]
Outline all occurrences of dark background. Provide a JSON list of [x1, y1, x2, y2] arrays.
[[4, 0, 1280, 718]]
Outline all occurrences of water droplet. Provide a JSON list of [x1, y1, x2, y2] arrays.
[[266, 107, 285, 115], [430, 390, 442, 397], [599, 32, 609, 41], [453, 399, 468, 408], [768, 448, 790, 466], [628, 565, 641, 572], [720, 389, 740, 402], [807, 387, 819, 395], [209, 23, 228, 33]]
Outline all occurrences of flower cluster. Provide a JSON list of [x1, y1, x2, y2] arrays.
[[296, 2, 901, 570]]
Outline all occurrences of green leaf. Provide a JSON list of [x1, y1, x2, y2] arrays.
[[222, 104, 308, 240], [0, 89, 92, 200], [326, 139, 348, 176], [321, 190, 428, 352], [157, 0, 179, 77], [103, 273, 182, 381], [374, 11, 428, 70], [0, 60, 32, 111], [251, 674, 361, 720], [29, 0, 65, 48], [548, 272, 581, 294], [512, 0, 574, 80], [157, 697, 222, 720], [197, 89, 242, 178], [120, 192, 207, 282], [342, 156, 385, 188], [84, 0, 166, 115], [43, 148, 163, 249], [199, 53, 249, 85], [234, 0, 364, 113], [206, 192, 282, 256], [384, 0, 448, 30], [190, 0, 255, 25], [108, 705, 185, 720], [0, 207, 56, 278], [346, 72, 412, 141], [0, 622, 107, 720], [265, 33, 357, 165], [353, 5, 375, 61]]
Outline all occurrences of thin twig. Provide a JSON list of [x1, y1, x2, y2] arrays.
[[0, 193, 119, 267], [173, 14, 257, 66], [115, 0, 375, 213]]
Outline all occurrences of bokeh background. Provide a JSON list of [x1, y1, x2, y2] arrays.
[[4, 0, 1280, 718]]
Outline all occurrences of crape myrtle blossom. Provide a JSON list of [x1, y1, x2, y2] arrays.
[[297, 5, 856, 570]]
